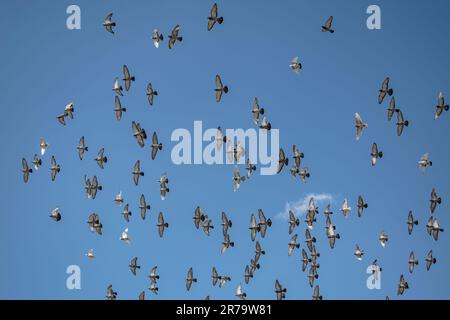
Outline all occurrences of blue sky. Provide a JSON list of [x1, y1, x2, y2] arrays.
[[1, 0, 449, 299]]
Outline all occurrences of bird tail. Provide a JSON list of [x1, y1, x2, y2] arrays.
[[178, 37, 183, 42], [223, 86, 229, 93], [388, 88, 393, 96], [378, 151, 383, 158], [218, 17, 224, 24]]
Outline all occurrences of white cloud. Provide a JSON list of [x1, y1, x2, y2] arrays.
[[277, 193, 334, 221]]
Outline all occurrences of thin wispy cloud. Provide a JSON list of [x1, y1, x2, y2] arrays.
[[277, 193, 334, 221]]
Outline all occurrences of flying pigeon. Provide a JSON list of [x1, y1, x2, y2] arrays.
[[301, 249, 310, 272], [132, 160, 144, 186], [49, 207, 61, 222], [277, 148, 289, 174], [102, 13, 116, 34], [341, 198, 351, 218], [418, 153, 432, 174], [289, 56, 302, 73], [122, 204, 132, 222], [312, 285, 323, 300], [406, 210, 418, 235], [321, 16, 334, 33], [151, 132, 163, 160], [215, 126, 227, 150], [201, 215, 214, 236], [215, 74, 228, 102], [32, 154, 42, 170], [50, 156, 60, 181], [305, 229, 316, 252], [85, 249, 95, 259], [129, 257, 140, 276], [152, 29, 163, 48], [186, 267, 197, 291], [258, 209, 272, 238], [21, 158, 32, 183], [40, 138, 49, 156], [221, 211, 232, 235], [227, 141, 245, 163], [371, 143, 383, 166], [77, 136, 88, 160], [354, 244, 364, 261], [114, 191, 123, 206], [397, 275, 409, 296], [120, 227, 130, 244], [432, 219, 444, 241], [244, 265, 253, 284], [378, 77, 393, 104], [148, 266, 160, 284], [288, 210, 300, 234], [387, 96, 400, 121], [408, 251, 418, 273], [105, 285, 117, 300], [146, 83, 158, 106], [259, 116, 271, 131], [207, 3, 224, 31], [233, 166, 246, 192], [159, 173, 169, 200], [246, 159, 256, 179], [157, 212, 169, 238], [251, 97, 264, 125], [357, 195, 368, 217], [168, 24, 182, 49], [139, 194, 150, 220], [435, 92, 449, 120], [425, 250, 437, 271], [236, 283, 246, 300], [249, 213, 260, 242], [122, 65, 135, 91], [379, 230, 389, 247], [113, 77, 123, 96], [221, 233, 234, 254], [114, 96, 126, 121], [94, 148, 107, 169], [87, 213, 102, 235], [288, 234, 300, 256], [275, 280, 287, 300], [430, 188, 441, 214], [293, 145, 304, 168], [396, 109, 409, 136], [355, 113, 368, 140]]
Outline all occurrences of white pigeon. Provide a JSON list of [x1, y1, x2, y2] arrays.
[[120, 228, 130, 244], [114, 191, 123, 206], [235, 283, 246, 300], [86, 249, 95, 259], [40, 138, 49, 156], [341, 198, 351, 218]]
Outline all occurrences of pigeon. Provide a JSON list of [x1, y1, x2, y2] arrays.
[[354, 244, 364, 261], [324, 204, 333, 217], [396, 109, 409, 136], [251, 98, 265, 125], [87, 213, 102, 235], [193, 207, 206, 229], [371, 259, 382, 280], [122, 204, 132, 222], [305, 229, 316, 252], [77, 136, 88, 160], [378, 77, 394, 104], [157, 212, 169, 238], [305, 210, 317, 230], [168, 24, 182, 49], [50, 156, 60, 181], [341, 198, 351, 218], [289, 56, 302, 73], [114, 191, 123, 206], [397, 275, 409, 296], [114, 96, 126, 121], [139, 291, 145, 300], [259, 116, 271, 131], [255, 241, 265, 261], [301, 249, 310, 272], [308, 266, 319, 288], [379, 230, 389, 247], [387, 96, 400, 121], [293, 144, 304, 168], [152, 29, 163, 48], [186, 267, 197, 291], [258, 209, 272, 238], [215, 74, 228, 102], [246, 159, 256, 179], [236, 283, 246, 300], [90, 176, 102, 199], [120, 227, 130, 244], [207, 3, 224, 31], [139, 194, 150, 220], [159, 173, 169, 200], [49, 207, 61, 222], [355, 113, 368, 140], [213, 267, 231, 288], [249, 213, 260, 242], [105, 285, 117, 300], [201, 215, 214, 236], [221, 212, 232, 235], [233, 166, 246, 192], [426, 216, 434, 236], [430, 188, 441, 214], [64, 102, 74, 119], [151, 132, 163, 160], [250, 258, 260, 274], [357, 195, 368, 217], [288, 234, 300, 256], [299, 167, 310, 182], [132, 160, 144, 186], [307, 197, 318, 220], [146, 83, 158, 106], [312, 285, 323, 300], [277, 148, 289, 174], [149, 282, 158, 295], [129, 257, 140, 276], [21, 158, 32, 183], [432, 219, 444, 241], [288, 210, 300, 234], [244, 265, 253, 284], [57, 113, 66, 125], [84, 175, 92, 198], [85, 249, 95, 259], [212, 267, 220, 287], [113, 77, 123, 96], [32, 154, 42, 170], [371, 143, 383, 166], [94, 148, 107, 169], [327, 223, 340, 249], [221, 233, 234, 254], [408, 251, 419, 273], [406, 211, 418, 235], [425, 250, 437, 271], [435, 92, 449, 120], [418, 153, 432, 174], [275, 280, 287, 300], [227, 141, 245, 163], [321, 16, 334, 33], [215, 127, 227, 150], [40, 138, 49, 156], [148, 266, 160, 284], [102, 13, 116, 34], [122, 65, 135, 91]]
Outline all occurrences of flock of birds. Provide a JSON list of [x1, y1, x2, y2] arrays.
[[20, 3, 448, 300]]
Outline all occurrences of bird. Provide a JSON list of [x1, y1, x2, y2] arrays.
[[105, 285, 117, 300], [418, 153, 432, 174], [212, 267, 231, 288], [21, 158, 32, 183], [255, 241, 265, 261], [379, 230, 389, 247], [227, 141, 245, 163], [430, 188, 442, 214], [259, 116, 272, 131], [431, 219, 444, 241], [357, 195, 368, 217], [408, 251, 419, 273], [120, 227, 130, 244], [122, 65, 135, 91], [139, 194, 150, 220], [327, 222, 340, 249], [89, 176, 102, 199], [244, 265, 253, 284], [387, 96, 400, 121], [77, 136, 88, 160], [233, 166, 246, 192], [396, 109, 409, 137], [425, 250, 437, 271], [324, 204, 333, 217], [235, 283, 246, 300], [87, 213, 102, 235], [50, 156, 60, 181], [114, 96, 126, 121], [305, 229, 316, 252], [64, 102, 74, 119], [308, 266, 319, 288], [32, 154, 42, 170], [301, 249, 310, 272], [355, 113, 368, 140], [186, 267, 197, 291], [435, 92, 449, 120], [139, 291, 145, 300], [112, 77, 123, 96], [159, 173, 169, 200], [221, 233, 234, 254], [49, 208, 61, 222], [312, 285, 323, 300], [201, 215, 214, 236], [56, 113, 66, 126], [152, 29, 163, 48], [288, 210, 300, 234], [122, 204, 132, 222], [289, 56, 302, 73], [426, 216, 434, 236], [299, 167, 310, 182], [293, 145, 304, 168], [277, 148, 289, 174], [132, 121, 147, 148], [157, 212, 169, 238], [40, 138, 49, 156], [371, 142, 383, 166], [102, 13, 116, 34], [207, 3, 224, 31], [129, 257, 140, 275], [149, 282, 158, 295], [354, 244, 364, 261], [288, 234, 300, 256], [406, 210, 419, 235], [221, 211, 232, 236], [249, 213, 260, 242], [321, 16, 334, 33], [132, 160, 144, 186], [85, 249, 95, 259], [215, 74, 228, 102], [246, 159, 256, 179], [114, 191, 123, 206], [148, 266, 160, 284], [274, 280, 287, 300], [168, 24, 182, 49], [371, 259, 382, 279], [215, 127, 227, 150], [251, 97, 265, 125], [341, 198, 351, 218], [378, 77, 394, 104], [146, 83, 158, 106], [151, 132, 163, 160], [397, 275, 409, 296], [94, 148, 107, 169], [193, 207, 206, 229], [258, 209, 272, 238]]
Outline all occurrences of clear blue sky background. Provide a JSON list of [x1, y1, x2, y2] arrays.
[[1, 0, 449, 300]]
